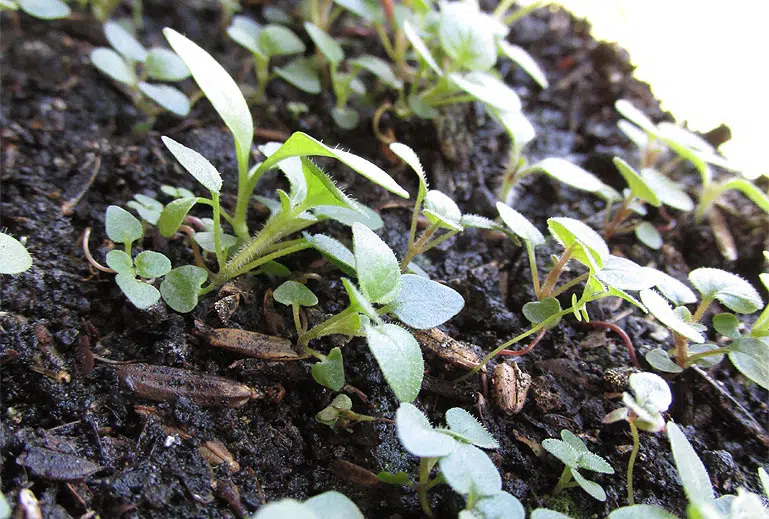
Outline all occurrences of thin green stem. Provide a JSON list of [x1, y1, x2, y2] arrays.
[[421, 229, 459, 252], [552, 466, 573, 495], [226, 242, 310, 280], [292, 305, 303, 336], [254, 54, 270, 101], [685, 346, 732, 366], [400, 221, 441, 271], [492, 0, 516, 18], [417, 457, 435, 518], [627, 420, 640, 506], [232, 141, 252, 241], [194, 198, 233, 225], [211, 192, 226, 271], [549, 273, 590, 299], [426, 94, 476, 107], [527, 244, 541, 300]]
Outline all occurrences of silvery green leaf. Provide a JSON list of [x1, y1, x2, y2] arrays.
[[640, 289, 704, 342], [274, 280, 318, 307], [548, 217, 609, 271], [314, 204, 383, 230], [440, 443, 501, 497], [158, 197, 197, 238], [106, 205, 143, 245], [560, 429, 588, 453], [274, 56, 322, 94], [542, 437, 579, 467], [134, 251, 171, 278], [608, 505, 678, 519], [443, 407, 498, 448], [127, 193, 163, 224], [366, 323, 424, 402], [389, 274, 464, 328], [259, 25, 305, 57], [439, 1, 496, 70], [579, 451, 614, 475], [305, 233, 355, 275], [473, 492, 526, 519], [104, 20, 147, 62], [159, 265, 208, 313], [488, 108, 535, 154], [403, 20, 442, 76], [353, 223, 401, 304], [138, 83, 190, 116], [652, 270, 697, 306], [645, 347, 683, 373], [304, 22, 344, 64], [349, 55, 402, 88], [91, 48, 136, 85], [331, 106, 360, 130], [145, 48, 190, 81], [689, 267, 763, 314], [628, 372, 672, 415], [304, 491, 364, 519], [160, 185, 195, 199], [526, 158, 605, 193], [531, 511, 575, 519], [613, 157, 660, 206], [193, 232, 238, 253], [615, 100, 658, 136], [496, 202, 544, 245], [253, 499, 316, 519], [18, 0, 70, 19], [449, 72, 521, 112], [635, 221, 663, 249], [162, 137, 222, 193], [667, 422, 715, 505], [164, 28, 254, 164], [640, 168, 694, 211], [227, 16, 261, 54], [390, 142, 428, 197], [727, 489, 769, 519], [460, 214, 497, 230], [571, 468, 606, 501], [498, 40, 548, 88], [618, 120, 650, 149], [595, 255, 658, 291], [423, 190, 462, 230], [396, 403, 458, 457], [115, 274, 160, 309], [106, 250, 133, 275], [729, 337, 769, 391], [342, 278, 378, 322], [657, 122, 713, 153]]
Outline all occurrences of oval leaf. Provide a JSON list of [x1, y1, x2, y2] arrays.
[[353, 223, 401, 304], [311, 347, 345, 391], [0, 233, 32, 274], [159, 265, 208, 313], [528, 158, 605, 193], [18, 0, 70, 19], [365, 323, 424, 402], [396, 402, 458, 458], [304, 22, 343, 64], [139, 82, 190, 116], [274, 280, 318, 307], [689, 268, 763, 314], [640, 289, 704, 343], [304, 491, 364, 519], [274, 57, 322, 94], [613, 157, 660, 206], [115, 274, 160, 309], [440, 443, 501, 497], [144, 48, 190, 81], [729, 338, 769, 391], [158, 197, 197, 238], [667, 422, 715, 504], [547, 217, 609, 270], [496, 202, 544, 246], [134, 251, 172, 278], [106, 205, 143, 245], [498, 40, 548, 88], [445, 407, 498, 448], [91, 48, 136, 85], [162, 137, 222, 193], [104, 20, 147, 62], [449, 72, 521, 112], [390, 274, 464, 329]]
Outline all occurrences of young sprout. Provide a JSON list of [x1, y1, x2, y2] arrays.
[[253, 490, 363, 519], [542, 430, 615, 502], [2, 0, 70, 19], [273, 280, 318, 336], [315, 394, 377, 432], [90, 21, 192, 130], [602, 372, 672, 505], [0, 232, 32, 274]]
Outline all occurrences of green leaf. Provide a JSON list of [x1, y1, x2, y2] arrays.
[[145, 48, 190, 81], [127, 194, 163, 225], [349, 55, 402, 88], [523, 297, 562, 326], [330, 106, 360, 130], [304, 22, 344, 64], [657, 123, 712, 186], [104, 20, 147, 62], [390, 142, 428, 198], [115, 273, 160, 309], [138, 83, 190, 116], [227, 16, 261, 54], [18, 0, 70, 19], [314, 204, 383, 230], [158, 197, 197, 238], [304, 491, 364, 519], [667, 422, 715, 505], [365, 323, 424, 402], [703, 178, 769, 218], [305, 233, 356, 275], [613, 157, 660, 206], [595, 255, 658, 291], [443, 407, 498, 448], [689, 268, 763, 314], [193, 232, 238, 253], [713, 313, 741, 339], [162, 137, 222, 193], [645, 347, 683, 374], [260, 25, 305, 57], [641, 168, 694, 211], [578, 451, 614, 475], [460, 214, 497, 230], [274, 280, 318, 307], [449, 72, 521, 112], [274, 57, 322, 94], [653, 270, 697, 306], [106, 249, 134, 275], [440, 443, 501, 497], [640, 289, 704, 342], [496, 202, 544, 245], [91, 48, 136, 85], [615, 100, 658, 135], [407, 93, 440, 119], [531, 510, 575, 519], [353, 223, 401, 304], [635, 221, 663, 249], [473, 492, 526, 519], [252, 499, 315, 519], [106, 205, 143, 245], [423, 190, 463, 230], [311, 347, 345, 391], [488, 108, 536, 155], [688, 343, 724, 368], [608, 505, 679, 519], [439, 1, 496, 70], [547, 217, 609, 271], [498, 40, 548, 88], [342, 278, 379, 322], [729, 337, 769, 391], [389, 274, 464, 329], [160, 185, 195, 199], [526, 158, 605, 193], [258, 132, 408, 198], [0, 232, 32, 274], [571, 468, 606, 501], [376, 471, 414, 486], [159, 265, 208, 313], [624, 372, 671, 431], [403, 20, 442, 76], [396, 402, 458, 457], [164, 28, 254, 164], [333, 0, 385, 22], [135, 251, 171, 278], [542, 437, 579, 467]]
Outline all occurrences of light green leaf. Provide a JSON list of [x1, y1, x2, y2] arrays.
[[729, 337, 769, 391], [449, 72, 521, 112], [311, 347, 345, 391], [689, 267, 763, 314], [473, 492, 526, 519], [571, 468, 606, 501], [193, 232, 238, 253], [396, 402, 458, 457], [442, 407, 498, 448], [713, 313, 741, 339], [260, 25, 305, 57], [615, 99, 658, 135], [523, 297, 562, 326], [115, 273, 160, 309], [759, 466, 769, 499], [159, 265, 208, 313], [342, 278, 379, 322], [390, 274, 464, 329], [439, 1, 496, 70], [160, 185, 195, 199], [532, 511, 575, 519], [403, 20, 442, 76], [365, 323, 424, 402], [135, 251, 171, 278], [304, 22, 344, 64], [350, 55, 402, 88], [352, 223, 401, 304], [158, 197, 197, 237], [164, 28, 254, 165], [376, 471, 414, 486], [305, 233, 356, 275], [542, 437, 579, 467], [635, 221, 663, 249], [460, 214, 497, 230], [645, 347, 683, 374], [595, 255, 658, 291], [274, 280, 318, 307], [498, 40, 548, 88], [423, 190, 462, 230], [253, 500, 316, 519], [624, 372, 671, 430], [488, 107, 536, 154], [106, 249, 134, 275], [526, 158, 605, 193], [608, 505, 678, 519], [579, 451, 614, 475], [314, 204, 383, 230], [331, 106, 360, 129], [547, 217, 609, 271], [653, 270, 697, 306], [127, 194, 163, 225], [145, 48, 190, 81], [641, 168, 694, 211], [106, 205, 143, 245], [0, 232, 32, 274], [162, 137, 222, 194], [304, 491, 364, 519], [390, 142, 428, 197], [274, 57, 322, 94], [667, 422, 715, 504], [18, 0, 70, 19], [440, 443, 501, 497], [138, 82, 190, 116], [227, 16, 262, 54], [703, 178, 769, 218], [91, 48, 136, 85], [640, 289, 704, 342], [104, 20, 147, 62], [496, 202, 544, 245], [407, 93, 440, 119], [613, 157, 660, 206]]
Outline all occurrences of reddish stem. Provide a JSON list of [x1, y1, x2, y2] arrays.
[[498, 328, 547, 357], [582, 321, 640, 368]]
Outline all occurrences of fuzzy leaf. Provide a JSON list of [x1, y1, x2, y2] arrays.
[[127, 194, 163, 225], [314, 204, 383, 230], [498, 41, 548, 88], [304, 491, 364, 519], [145, 48, 190, 81], [443, 407, 498, 448], [729, 338, 769, 391], [396, 403, 458, 457], [160, 265, 208, 313], [252, 500, 315, 519], [548, 217, 609, 271], [440, 443, 501, 497], [193, 232, 238, 253], [626, 372, 672, 425], [542, 437, 579, 467], [91, 48, 136, 85], [613, 157, 660, 206], [106, 250, 133, 275], [260, 25, 305, 57], [496, 202, 544, 246], [439, 1, 496, 70], [390, 142, 428, 198], [389, 274, 464, 329], [162, 137, 222, 193], [527, 158, 605, 193], [18, 0, 70, 18], [106, 205, 143, 245], [104, 20, 147, 62], [311, 347, 345, 391], [473, 492, 526, 519], [275, 57, 322, 94], [161, 185, 195, 199], [349, 55, 402, 88], [366, 323, 424, 402], [645, 347, 683, 374], [0, 232, 32, 274], [641, 168, 694, 211], [653, 271, 697, 306], [305, 233, 355, 275], [423, 190, 463, 230], [139, 83, 190, 116], [274, 281, 318, 307], [615, 100, 658, 135], [342, 278, 379, 322], [595, 256, 658, 291], [302, 157, 361, 210], [134, 251, 171, 278], [640, 289, 704, 342], [115, 274, 160, 309], [164, 28, 254, 164], [635, 221, 663, 249], [689, 267, 763, 314], [571, 469, 606, 501], [403, 20, 442, 76], [449, 72, 521, 112], [353, 223, 401, 304], [304, 22, 343, 64], [667, 422, 715, 505], [713, 313, 741, 339], [608, 505, 678, 519], [158, 197, 197, 237], [531, 511, 575, 519]]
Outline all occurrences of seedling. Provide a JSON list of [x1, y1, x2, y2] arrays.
[[642, 267, 768, 391], [253, 490, 363, 518], [0, 232, 32, 274], [103, 28, 409, 315], [381, 403, 525, 518], [602, 372, 672, 505], [542, 429, 615, 502], [273, 280, 318, 336], [1, 0, 70, 19], [90, 20, 192, 130], [315, 394, 378, 432]]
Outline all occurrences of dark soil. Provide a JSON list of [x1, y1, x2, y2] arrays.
[[2, 3, 768, 519]]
